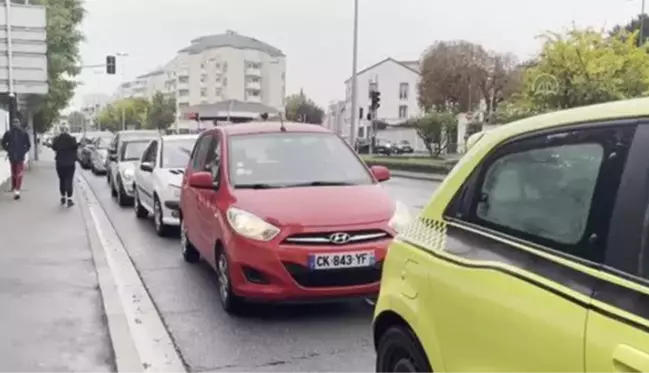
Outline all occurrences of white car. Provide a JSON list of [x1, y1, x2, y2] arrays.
[[133, 134, 198, 236], [109, 139, 152, 206]]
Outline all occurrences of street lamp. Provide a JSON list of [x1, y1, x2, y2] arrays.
[[349, 0, 359, 147], [116, 52, 129, 130]]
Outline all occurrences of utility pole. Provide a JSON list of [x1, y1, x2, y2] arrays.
[[349, 0, 359, 148], [5, 0, 16, 131], [640, 0, 646, 46], [116, 52, 128, 130]]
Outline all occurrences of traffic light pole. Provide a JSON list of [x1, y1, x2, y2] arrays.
[[5, 0, 17, 132], [349, 0, 359, 148], [369, 107, 376, 155]]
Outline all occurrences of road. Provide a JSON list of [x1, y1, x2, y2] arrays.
[[80, 168, 438, 372]]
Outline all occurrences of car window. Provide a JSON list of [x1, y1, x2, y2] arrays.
[[476, 143, 604, 245], [190, 135, 213, 170], [162, 139, 196, 169], [141, 142, 153, 163], [204, 136, 221, 181], [120, 141, 150, 161], [227, 132, 373, 188]]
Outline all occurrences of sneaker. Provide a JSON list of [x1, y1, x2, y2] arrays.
[[60, 196, 66, 205], [13, 191, 20, 200], [67, 198, 74, 207]]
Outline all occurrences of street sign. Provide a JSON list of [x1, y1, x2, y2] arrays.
[[0, 4, 48, 94]]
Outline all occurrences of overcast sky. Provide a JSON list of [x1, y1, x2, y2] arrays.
[[70, 0, 641, 111]]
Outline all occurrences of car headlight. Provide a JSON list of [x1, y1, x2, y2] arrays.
[[121, 168, 134, 180], [226, 207, 280, 241], [388, 200, 412, 233], [168, 184, 181, 199]]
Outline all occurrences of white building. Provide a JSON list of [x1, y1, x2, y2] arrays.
[[114, 30, 286, 122], [324, 100, 345, 135], [81, 93, 111, 130], [343, 57, 422, 140]]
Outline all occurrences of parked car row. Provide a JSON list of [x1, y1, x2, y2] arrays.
[[356, 138, 414, 155]]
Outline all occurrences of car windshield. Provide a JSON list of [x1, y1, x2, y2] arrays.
[[162, 139, 196, 168], [120, 141, 149, 161], [228, 132, 373, 188]]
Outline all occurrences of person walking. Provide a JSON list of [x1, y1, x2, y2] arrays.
[[51, 126, 78, 207], [1, 118, 31, 200]]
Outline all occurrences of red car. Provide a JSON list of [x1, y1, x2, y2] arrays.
[[179, 121, 412, 314]]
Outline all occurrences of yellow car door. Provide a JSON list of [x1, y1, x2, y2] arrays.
[[427, 123, 635, 371], [586, 123, 649, 372]]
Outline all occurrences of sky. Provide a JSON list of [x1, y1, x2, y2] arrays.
[[70, 0, 642, 111]]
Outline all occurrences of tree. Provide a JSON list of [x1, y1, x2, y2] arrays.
[[145, 92, 176, 130], [410, 111, 457, 157], [610, 14, 649, 46], [67, 110, 86, 132], [30, 0, 85, 133], [96, 98, 150, 132], [285, 91, 324, 124], [519, 28, 649, 111], [418, 40, 489, 113], [480, 52, 523, 116], [96, 104, 120, 132]]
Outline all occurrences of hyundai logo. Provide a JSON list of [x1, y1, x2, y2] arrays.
[[329, 232, 351, 244]]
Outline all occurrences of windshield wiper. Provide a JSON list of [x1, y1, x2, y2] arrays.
[[289, 181, 358, 187], [236, 183, 282, 189]]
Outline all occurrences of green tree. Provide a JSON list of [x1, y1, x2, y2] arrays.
[[520, 28, 649, 111], [410, 111, 457, 157], [96, 104, 120, 132], [285, 91, 324, 124], [96, 98, 150, 131], [29, 0, 85, 134], [145, 92, 176, 130], [67, 110, 86, 132]]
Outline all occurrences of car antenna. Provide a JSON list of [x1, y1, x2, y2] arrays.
[[279, 113, 287, 132]]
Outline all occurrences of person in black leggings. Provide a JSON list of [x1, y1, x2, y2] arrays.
[[51, 126, 78, 207]]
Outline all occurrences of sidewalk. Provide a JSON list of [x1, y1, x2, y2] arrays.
[[0, 158, 115, 371]]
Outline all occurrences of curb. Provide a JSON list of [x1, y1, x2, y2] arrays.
[[389, 170, 446, 182], [76, 173, 186, 373]]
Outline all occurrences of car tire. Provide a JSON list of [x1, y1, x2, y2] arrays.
[[180, 219, 200, 263], [153, 195, 171, 237], [111, 178, 117, 197], [376, 326, 432, 373], [216, 248, 244, 315], [117, 178, 131, 207], [134, 187, 148, 219]]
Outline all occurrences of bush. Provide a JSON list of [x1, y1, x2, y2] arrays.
[[361, 155, 455, 174]]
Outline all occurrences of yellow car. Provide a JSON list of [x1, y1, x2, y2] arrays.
[[373, 97, 649, 372]]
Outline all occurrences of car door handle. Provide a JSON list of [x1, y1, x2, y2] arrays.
[[613, 345, 649, 372]]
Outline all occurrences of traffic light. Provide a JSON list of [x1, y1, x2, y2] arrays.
[[370, 90, 381, 111], [106, 55, 116, 75]]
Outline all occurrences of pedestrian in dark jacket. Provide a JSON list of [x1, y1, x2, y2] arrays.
[[51, 126, 78, 207], [1, 118, 31, 200]]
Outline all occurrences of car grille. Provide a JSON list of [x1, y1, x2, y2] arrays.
[[282, 261, 383, 288], [282, 229, 390, 246]]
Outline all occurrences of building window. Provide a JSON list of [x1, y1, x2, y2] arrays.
[[178, 76, 189, 84], [223, 77, 228, 86], [215, 87, 222, 97], [178, 89, 189, 96], [200, 74, 207, 83], [399, 83, 409, 99], [247, 89, 261, 97], [223, 62, 228, 73], [399, 105, 408, 119], [201, 88, 207, 96]]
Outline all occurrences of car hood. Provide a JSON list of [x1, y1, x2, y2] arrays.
[[233, 184, 395, 227], [97, 148, 108, 158], [118, 161, 137, 171]]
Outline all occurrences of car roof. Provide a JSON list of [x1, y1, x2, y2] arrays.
[[216, 121, 332, 136], [162, 134, 199, 142]]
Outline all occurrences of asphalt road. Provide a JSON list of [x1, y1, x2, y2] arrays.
[[80, 168, 438, 372]]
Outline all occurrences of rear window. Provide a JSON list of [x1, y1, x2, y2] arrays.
[[228, 132, 373, 188]]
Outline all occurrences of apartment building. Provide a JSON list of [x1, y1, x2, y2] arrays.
[[114, 30, 286, 121], [343, 57, 422, 140], [80, 93, 111, 130], [323, 100, 346, 136]]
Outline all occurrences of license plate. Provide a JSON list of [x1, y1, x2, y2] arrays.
[[308, 251, 375, 270]]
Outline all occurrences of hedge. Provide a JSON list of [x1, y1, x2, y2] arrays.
[[361, 155, 456, 174]]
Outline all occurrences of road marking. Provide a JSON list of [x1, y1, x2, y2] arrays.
[[77, 175, 186, 373]]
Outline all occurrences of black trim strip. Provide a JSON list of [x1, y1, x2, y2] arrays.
[[402, 224, 649, 333]]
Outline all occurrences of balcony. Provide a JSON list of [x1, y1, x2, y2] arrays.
[[245, 67, 261, 77], [246, 81, 261, 90]]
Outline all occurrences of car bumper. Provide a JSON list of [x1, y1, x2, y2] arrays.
[[225, 224, 393, 302], [162, 200, 181, 226]]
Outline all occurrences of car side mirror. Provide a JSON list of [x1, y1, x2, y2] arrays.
[[188, 171, 216, 189], [140, 162, 154, 172], [370, 165, 390, 182], [108, 154, 117, 161]]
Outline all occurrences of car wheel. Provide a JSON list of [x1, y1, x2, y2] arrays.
[[134, 188, 148, 219], [153, 195, 171, 237], [111, 178, 117, 197], [117, 178, 130, 207], [216, 248, 244, 315], [180, 219, 200, 263], [376, 326, 432, 373]]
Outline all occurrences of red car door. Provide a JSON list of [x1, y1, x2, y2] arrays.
[[202, 132, 227, 265], [183, 134, 213, 252]]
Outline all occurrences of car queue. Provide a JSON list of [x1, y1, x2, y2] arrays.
[[71, 98, 649, 373]]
